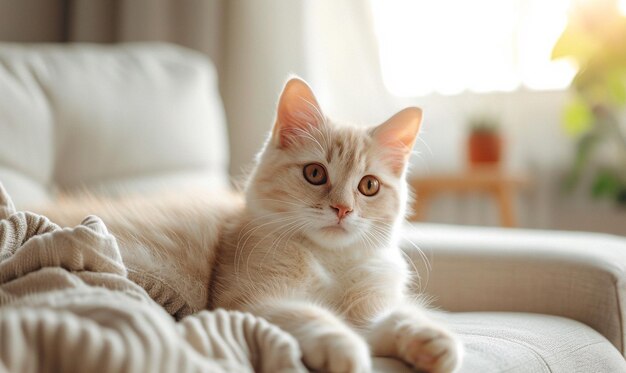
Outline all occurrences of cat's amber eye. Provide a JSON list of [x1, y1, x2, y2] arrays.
[[358, 175, 380, 196], [303, 163, 328, 185]]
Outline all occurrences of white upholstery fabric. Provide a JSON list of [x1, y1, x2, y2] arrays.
[[0, 42, 229, 208], [373, 313, 626, 373], [401, 223, 626, 357]]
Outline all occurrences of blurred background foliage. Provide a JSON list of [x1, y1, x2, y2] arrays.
[[552, 0, 626, 205]]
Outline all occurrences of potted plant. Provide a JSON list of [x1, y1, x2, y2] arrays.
[[551, 0, 626, 206], [467, 116, 502, 167]]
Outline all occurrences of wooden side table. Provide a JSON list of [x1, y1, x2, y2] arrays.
[[409, 167, 528, 227]]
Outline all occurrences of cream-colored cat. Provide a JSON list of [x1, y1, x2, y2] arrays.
[[210, 78, 462, 373], [41, 78, 462, 373]]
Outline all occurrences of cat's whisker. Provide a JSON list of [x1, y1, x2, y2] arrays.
[[262, 220, 308, 266], [237, 213, 300, 246], [237, 210, 300, 243], [283, 191, 316, 206], [269, 218, 303, 251], [368, 216, 432, 291], [369, 230, 388, 248], [401, 234, 432, 272], [364, 216, 394, 223], [300, 97, 327, 128], [234, 211, 299, 252], [279, 220, 309, 251], [356, 234, 369, 251], [365, 233, 380, 250], [242, 216, 305, 283], [399, 238, 432, 292], [408, 148, 431, 174], [398, 246, 425, 293], [365, 223, 427, 292], [368, 230, 390, 248], [291, 127, 326, 156], [367, 223, 393, 237], [309, 122, 331, 152], [293, 131, 319, 147], [248, 198, 303, 207], [368, 220, 394, 230], [234, 213, 301, 277], [416, 135, 433, 158], [358, 229, 372, 249], [235, 217, 298, 277], [361, 230, 378, 250]]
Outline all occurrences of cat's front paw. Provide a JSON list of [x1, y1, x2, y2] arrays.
[[300, 330, 372, 373], [397, 322, 462, 373]]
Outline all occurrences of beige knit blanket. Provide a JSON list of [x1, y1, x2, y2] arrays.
[[0, 184, 305, 373]]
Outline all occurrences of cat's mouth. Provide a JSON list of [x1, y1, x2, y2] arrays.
[[320, 225, 348, 233]]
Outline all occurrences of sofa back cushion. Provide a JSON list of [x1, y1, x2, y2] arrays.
[[0, 42, 229, 208]]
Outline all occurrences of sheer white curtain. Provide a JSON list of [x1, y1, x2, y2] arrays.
[[369, 0, 576, 96], [220, 0, 392, 176], [68, 0, 224, 68], [220, 0, 309, 177], [304, 1, 395, 125]]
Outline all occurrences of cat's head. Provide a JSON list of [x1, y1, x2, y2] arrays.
[[245, 77, 421, 250]]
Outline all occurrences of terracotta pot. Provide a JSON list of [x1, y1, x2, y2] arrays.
[[468, 132, 502, 166]]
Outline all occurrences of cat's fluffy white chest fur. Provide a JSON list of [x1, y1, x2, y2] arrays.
[[303, 244, 410, 324]]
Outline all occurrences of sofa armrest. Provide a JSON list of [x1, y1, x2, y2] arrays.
[[400, 223, 626, 355]]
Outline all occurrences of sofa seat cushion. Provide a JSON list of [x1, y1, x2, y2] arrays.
[[400, 223, 626, 354], [372, 312, 626, 372]]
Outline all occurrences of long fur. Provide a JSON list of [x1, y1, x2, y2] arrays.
[[38, 79, 462, 373]]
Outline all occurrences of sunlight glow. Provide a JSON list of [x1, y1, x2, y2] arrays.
[[620, 0, 626, 15], [370, 0, 578, 96]]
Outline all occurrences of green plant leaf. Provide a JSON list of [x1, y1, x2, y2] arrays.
[[563, 99, 593, 136], [551, 25, 599, 64], [606, 67, 626, 105], [616, 187, 626, 206], [591, 170, 621, 198], [564, 132, 599, 191]]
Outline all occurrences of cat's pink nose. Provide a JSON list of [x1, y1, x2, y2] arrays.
[[330, 204, 352, 220]]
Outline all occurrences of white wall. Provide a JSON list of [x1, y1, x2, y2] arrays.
[[406, 89, 573, 173], [401, 90, 626, 234], [221, 0, 310, 181]]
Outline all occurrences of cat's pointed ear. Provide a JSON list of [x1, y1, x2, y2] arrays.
[[371, 107, 423, 174], [272, 77, 324, 148]]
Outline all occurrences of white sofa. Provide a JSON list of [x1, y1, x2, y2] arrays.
[[1, 42, 625, 373], [0, 42, 229, 208]]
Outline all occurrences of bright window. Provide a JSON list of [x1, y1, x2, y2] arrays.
[[370, 0, 580, 96]]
